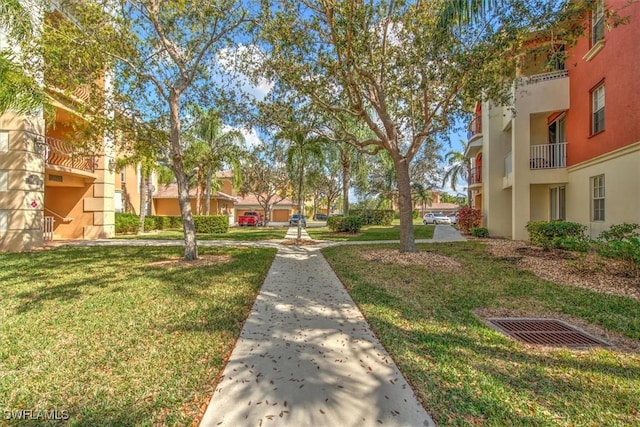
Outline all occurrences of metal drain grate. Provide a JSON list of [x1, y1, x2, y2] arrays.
[[487, 318, 612, 348]]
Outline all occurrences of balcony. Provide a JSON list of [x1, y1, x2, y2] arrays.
[[515, 70, 569, 114], [467, 115, 482, 140], [469, 166, 482, 187], [529, 143, 566, 169], [465, 115, 483, 157], [45, 135, 97, 175], [523, 69, 569, 85]]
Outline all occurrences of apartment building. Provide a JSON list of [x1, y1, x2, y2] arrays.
[[0, 4, 116, 251], [467, 0, 640, 240]]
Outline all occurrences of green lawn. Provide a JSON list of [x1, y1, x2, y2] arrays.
[[307, 223, 435, 241], [116, 226, 288, 241], [322, 241, 640, 426], [0, 246, 276, 426]]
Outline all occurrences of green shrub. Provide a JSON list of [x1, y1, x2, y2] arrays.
[[412, 210, 419, 219], [143, 216, 156, 232], [597, 223, 640, 275], [115, 213, 140, 234], [327, 215, 363, 233], [525, 220, 587, 251], [193, 215, 229, 234], [457, 206, 481, 234], [350, 209, 394, 226], [470, 227, 489, 237]]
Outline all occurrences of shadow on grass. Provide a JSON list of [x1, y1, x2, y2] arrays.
[[322, 242, 640, 425]]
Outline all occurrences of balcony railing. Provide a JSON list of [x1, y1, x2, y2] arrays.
[[43, 216, 55, 241], [525, 69, 569, 85], [469, 166, 482, 185], [467, 115, 482, 140], [529, 142, 567, 169], [45, 136, 96, 173]]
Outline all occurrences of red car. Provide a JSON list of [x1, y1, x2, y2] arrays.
[[237, 211, 264, 226]]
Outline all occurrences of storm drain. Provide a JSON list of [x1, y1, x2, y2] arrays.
[[487, 318, 612, 348]]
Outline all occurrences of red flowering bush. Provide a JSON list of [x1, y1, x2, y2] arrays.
[[457, 207, 482, 234]]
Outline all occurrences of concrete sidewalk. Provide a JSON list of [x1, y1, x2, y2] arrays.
[[199, 245, 435, 427]]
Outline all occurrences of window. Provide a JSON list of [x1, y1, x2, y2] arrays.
[[550, 186, 566, 221], [592, 0, 605, 46], [592, 84, 605, 134], [591, 175, 605, 221], [120, 169, 126, 183]]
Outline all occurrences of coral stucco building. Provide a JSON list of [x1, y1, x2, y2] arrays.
[[467, 0, 640, 240]]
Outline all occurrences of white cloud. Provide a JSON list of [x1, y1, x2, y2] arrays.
[[216, 44, 274, 101], [223, 124, 262, 148]]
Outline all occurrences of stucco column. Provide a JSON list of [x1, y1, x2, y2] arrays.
[[0, 115, 45, 251], [511, 113, 531, 241]]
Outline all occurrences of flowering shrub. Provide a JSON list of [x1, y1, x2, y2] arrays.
[[456, 207, 481, 234]]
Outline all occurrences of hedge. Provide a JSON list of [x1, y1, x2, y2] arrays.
[[193, 215, 229, 233], [597, 223, 640, 275], [525, 220, 588, 251], [115, 213, 140, 234], [115, 213, 228, 234], [327, 215, 363, 233], [457, 206, 482, 234], [349, 209, 394, 226]]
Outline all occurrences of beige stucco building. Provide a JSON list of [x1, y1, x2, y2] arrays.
[[468, 0, 640, 240]]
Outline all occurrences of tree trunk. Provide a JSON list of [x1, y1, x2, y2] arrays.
[[169, 94, 198, 260], [342, 160, 350, 215], [466, 163, 472, 207], [394, 156, 416, 253], [138, 164, 147, 234], [204, 165, 212, 215], [297, 161, 303, 240], [195, 169, 202, 215]]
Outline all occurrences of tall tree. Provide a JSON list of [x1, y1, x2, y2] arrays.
[[238, 144, 290, 227], [442, 143, 472, 206], [191, 109, 244, 215], [258, 0, 589, 252], [0, 0, 47, 114], [40, 0, 254, 260], [279, 126, 325, 240]]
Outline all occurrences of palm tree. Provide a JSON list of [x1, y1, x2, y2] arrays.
[[437, 0, 502, 28], [278, 127, 325, 240], [192, 109, 244, 215], [411, 182, 433, 214], [442, 142, 472, 206], [0, 0, 47, 114]]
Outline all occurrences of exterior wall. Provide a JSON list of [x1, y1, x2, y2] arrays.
[[45, 184, 92, 239], [529, 184, 550, 221], [511, 76, 570, 240], [566, 2, 640, 165], [566, 141, 640, 237], [483, 102, 514, 238], [154, 199, 197, 216], [220, 178, 234, 196], [154, 198, 231, 216], [0, 114, 45, 251]]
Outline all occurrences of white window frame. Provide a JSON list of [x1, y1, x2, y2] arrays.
[[550, 186, 566, 221], [592, 84, 605, 135], [592, 0, 605, 46], [591, 175, 605, 222]]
